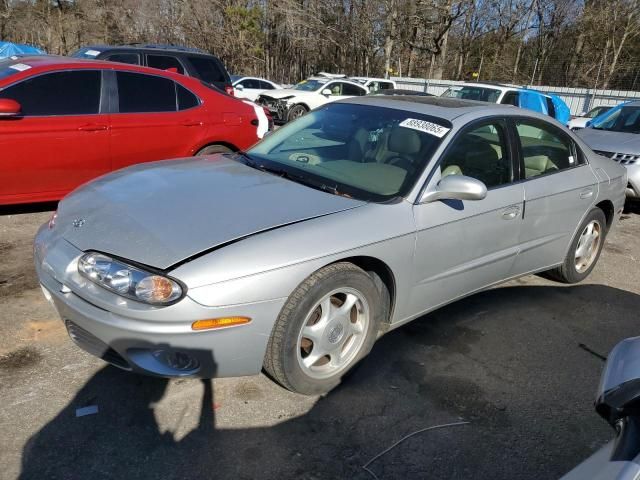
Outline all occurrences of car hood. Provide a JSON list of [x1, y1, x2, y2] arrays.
[[576, 128, 640, 155], [56, 156, 364, 270], [259, 88, 320, 99]]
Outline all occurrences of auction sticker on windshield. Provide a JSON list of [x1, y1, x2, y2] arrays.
[[399, 118, 450, 138]]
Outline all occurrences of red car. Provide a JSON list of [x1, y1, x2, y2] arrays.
[[0, 56, 269, 205]]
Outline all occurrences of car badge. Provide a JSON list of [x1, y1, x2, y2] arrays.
[[72, 218, 86, 228]]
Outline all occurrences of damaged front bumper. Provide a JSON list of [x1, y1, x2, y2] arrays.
[[256, 95, 291, 123]]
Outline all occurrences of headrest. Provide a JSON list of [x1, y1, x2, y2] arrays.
[[524, 155, 553, 172], [389, 127, 421, 154]]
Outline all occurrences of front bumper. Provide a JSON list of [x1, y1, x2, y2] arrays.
[[625, 163, 640, 199], [255, 95, 290, 123], [35, 227, 285, 378]]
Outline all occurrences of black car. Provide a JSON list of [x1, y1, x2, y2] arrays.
[[71, 44, 233, 95]]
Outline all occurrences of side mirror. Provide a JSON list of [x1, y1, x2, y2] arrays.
[[420, 175, 487, 203], [321, 89, 332, 96], [235, 84, 244, 91], [0, 98, 22, 118], [596, 337, 640, 427]]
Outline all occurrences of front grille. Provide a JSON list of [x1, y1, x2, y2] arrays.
[[256, 95, 288, 122], [594, 150, 639, 165], [65, 320, 130, 370]]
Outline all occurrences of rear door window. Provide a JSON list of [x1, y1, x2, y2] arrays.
[[177, 84, 199, 110], [0, 70, 101, 116], [516, 120, 582, 178], [116, 71, 177, 113], [187, 56, 226, 83], [259, 80, 275, 90], [240, 78, 261, 89], [341, 82, 366, 96], [146, 55, 185, 74], [105, 53, 141, 65]]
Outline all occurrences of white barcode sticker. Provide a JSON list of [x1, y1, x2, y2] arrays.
[[9, 63, 31, 72], [84, 49, 101, 57], [399, 118, 450, 138]]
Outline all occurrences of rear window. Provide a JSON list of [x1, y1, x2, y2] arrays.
[[116, 71, 176, 113], [187, 56, 227, 83], [147, 55, 185, 74], [0, 70, 101, 116]]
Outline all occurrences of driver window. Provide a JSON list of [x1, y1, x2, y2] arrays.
[[327, 83, 342, 96], [438, 122, 512, 188]]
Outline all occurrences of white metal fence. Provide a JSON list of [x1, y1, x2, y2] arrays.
[[391, 77, 640, 115]]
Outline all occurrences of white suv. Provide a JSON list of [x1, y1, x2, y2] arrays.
[[441, 82, 521, 105], [256, 76, 368, 123]]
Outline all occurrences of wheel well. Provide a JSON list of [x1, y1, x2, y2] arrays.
[[291, 103, 309, 111], [595, 200, 615, 229], [333, 256, 396, 326], [195, 141, 238, 155]]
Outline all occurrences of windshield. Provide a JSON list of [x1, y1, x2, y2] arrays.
[[70, 47, 102, 59], [246, 103, 451, 201], [230, 75, 241, 82], [591, 105, 640, 134], [294, 79, 328, 91], [442, 86, 501, 103], [587, 106, 610, 118]]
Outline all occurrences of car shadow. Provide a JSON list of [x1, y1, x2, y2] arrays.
[[18, 284, 640, 480]]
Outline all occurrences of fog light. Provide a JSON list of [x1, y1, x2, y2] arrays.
[[192, 317, 251, 331], [153, 350, 199, 372]]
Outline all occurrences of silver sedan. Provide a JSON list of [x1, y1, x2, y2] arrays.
[[34, 97, 627, 394]]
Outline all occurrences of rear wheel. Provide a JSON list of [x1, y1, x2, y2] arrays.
[[196, 144, 232, 156], [545, 208, 607, 283], [287, 104, 308, 123], [264, 263, 381, 395]]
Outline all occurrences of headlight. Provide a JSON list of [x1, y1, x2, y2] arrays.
[[78, 252, 183, 305]]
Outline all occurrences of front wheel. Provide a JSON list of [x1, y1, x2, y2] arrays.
[[263, 263, 382, 395], [287, 104, 308, 123], [545, 208, 607, 283], [195, 144, 232, 156]]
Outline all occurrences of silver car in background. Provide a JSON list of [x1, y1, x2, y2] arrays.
[[576, 101, 640, 199], [34, 97, 626, 395]]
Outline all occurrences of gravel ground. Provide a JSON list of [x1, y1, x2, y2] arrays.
[[0, 202, 639, 480]]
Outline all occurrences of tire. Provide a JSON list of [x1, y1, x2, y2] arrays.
[[286, 104, 308, 123], [545, 208, 607, 284], [195, 144, 232, 156], [264, 262, 382, 395]]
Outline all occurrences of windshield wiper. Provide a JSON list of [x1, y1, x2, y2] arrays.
[[236, 152, 347, 197]]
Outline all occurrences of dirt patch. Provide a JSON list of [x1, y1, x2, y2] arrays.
[[0, 346, 42, 370]]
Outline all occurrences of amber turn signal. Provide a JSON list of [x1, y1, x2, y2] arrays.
[[191, 317, 251, 331]]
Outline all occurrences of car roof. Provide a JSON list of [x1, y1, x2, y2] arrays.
[[340, 95, 557, 123], [307, 76, 366, 87], [0, 55, 206, 86], [80, 44, 210, 55], [456, 82, 518, 92]]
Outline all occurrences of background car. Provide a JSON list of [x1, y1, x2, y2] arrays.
[[0, 55, 267, 205], [34, 97, 626, 396], [350, 76, 396, 92], [231, 75, 282, 101], [561, 336, 640, 479], [71, 44, 234, 95], [441, 82, 570, 124], [567, 105, 613, 130], [576, 101, 640, 200], [256, 76, 367, 123], [368, 88, 433, 97]]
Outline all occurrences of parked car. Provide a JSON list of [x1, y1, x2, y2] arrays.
[[441, 82, 570, 124], [256, 76, 367, 123], [231, 75, 282, 101], [576, 101, 640, 199], [567, 105, 613, 131], [561, 336, 640, 479], [71, 44, 234, 95], [368, 88, 433, 97], [0, 55, 268, 205], [350, 76, 397, 92], [35, 97, 626, 394]]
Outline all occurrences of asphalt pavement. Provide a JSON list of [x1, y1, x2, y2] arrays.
[[1, 203, 639, 480]]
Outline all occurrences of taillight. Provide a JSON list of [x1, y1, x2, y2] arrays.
[[225, 85, 234, 96]]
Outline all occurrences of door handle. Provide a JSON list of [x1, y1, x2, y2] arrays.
[[78, 124, 108, 132], [580, 188, 594, 199], [182, 120, 204, 127], [501, 206, 521, 220]]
